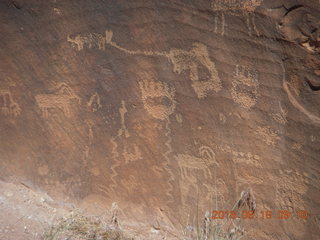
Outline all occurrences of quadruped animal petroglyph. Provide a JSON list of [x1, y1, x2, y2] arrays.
[[35, 83, 81, 118], [211, 0, 262, 36]]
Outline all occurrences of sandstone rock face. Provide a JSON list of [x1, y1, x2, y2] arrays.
[[0, 0, 319, 239]]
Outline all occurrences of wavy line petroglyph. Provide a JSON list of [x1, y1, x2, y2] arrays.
[[281, 61, 320, 125], [35, 83, 81, 118], [68, 30, 221, 99], [211, 0, 262, 36], [0, 80, 21, 116], [174, 146, 219, 180], [138, 77, 176, 203], [117, 100, 130, 138], [87, 92, 102, 112], [254, 126, 280, 146], [231, 65, 260, 109]]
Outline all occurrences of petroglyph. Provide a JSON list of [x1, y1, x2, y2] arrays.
[[87, 92, 102, 112], [216, 144, 261, 167], [35, 83, 81, 118], [175, 113, 183, 124], [117, 100, 130, 138], [67, 32, 108, 51], [122, 144, 142, 164], [211, 0, 262, 36], [254, 126, 280, 146], [231, 65, 260, 109], [276, 169, 307, 210], [168, 43, 222, 98], [281, 61, 320, 125], [109, 137, 120, 193], [69, 30, 221, 99], [271, 102, 288, 125], [174, 146, 219, 180], [219, 113, 226, 124], [139, 78, 176, 120], [0, 81, 21, 116]]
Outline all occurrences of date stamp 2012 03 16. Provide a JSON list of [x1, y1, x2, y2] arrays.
[[212, 210, 311, 220]]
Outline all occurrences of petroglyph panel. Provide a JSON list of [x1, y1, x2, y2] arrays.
[[68, 30, 221, 99], [35, 83, 80, 118], [139, 78, 176, 120], [254, 126, 280, 146], [231, 65, 260, 109]]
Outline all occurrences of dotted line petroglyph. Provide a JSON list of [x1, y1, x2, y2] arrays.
[[35, 83, 81, 118], [231, 65, 260, 109]]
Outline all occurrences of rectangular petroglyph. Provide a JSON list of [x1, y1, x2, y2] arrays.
[[231, 64, 260, 109]]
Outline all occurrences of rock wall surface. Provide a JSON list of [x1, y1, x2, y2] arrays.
[[0, 0, 319, 239]]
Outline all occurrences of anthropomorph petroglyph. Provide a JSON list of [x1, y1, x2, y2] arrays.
[[139, 78, 176, 120], [0, 84, 21, 117], [231, 64, 260, 109], [118, 100, 130, 138], [211, 0, 262, 36], [35, 83, 81, 118], [87, 92, 102, 112], [174, 146, 219, 180], [68, 30, 221, 99]]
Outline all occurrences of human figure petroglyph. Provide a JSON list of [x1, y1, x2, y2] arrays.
[[175, 146, 219, 180], [68, 30, 221, 99], [118, 100, 130, 138], [139, 78, 176, 121], [87, 92, 102, 112], [231, 64, 260, 109], [211, 0, 262, 36], [35, 83, 81, 118], [0, 86, 21, 117], [138, 76, 176, 203]]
